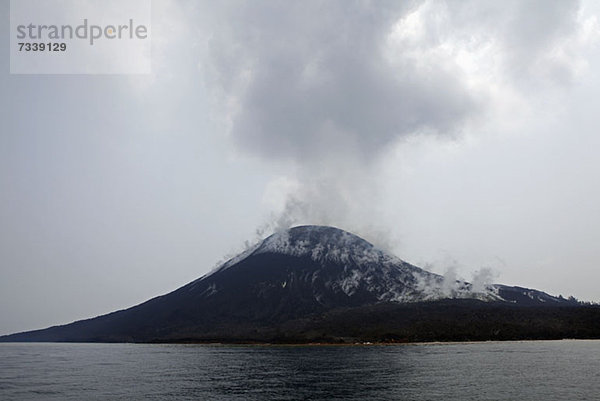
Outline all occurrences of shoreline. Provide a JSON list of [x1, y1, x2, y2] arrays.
[[2, 338, 599, 347]]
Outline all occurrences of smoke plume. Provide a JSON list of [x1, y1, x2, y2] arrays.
[[203, 0, 589, 245]]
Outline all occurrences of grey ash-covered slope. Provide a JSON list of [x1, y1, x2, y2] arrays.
[[0, 226, 586, 343], [192, 225, 565, 307]]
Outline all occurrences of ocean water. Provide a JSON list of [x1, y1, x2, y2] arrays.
[[1, 340, 599, 400]]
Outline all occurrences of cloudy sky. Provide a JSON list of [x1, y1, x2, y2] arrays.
[[2, 0, 600, 335]]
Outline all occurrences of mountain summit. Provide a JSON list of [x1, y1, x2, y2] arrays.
[[1, 225, 591, 343], [196, 225, 563, 307]]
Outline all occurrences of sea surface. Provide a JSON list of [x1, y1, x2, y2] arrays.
[[1, 340, 599, 400]]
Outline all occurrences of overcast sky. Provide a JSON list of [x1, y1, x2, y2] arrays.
[[2, 0, 600, 335]]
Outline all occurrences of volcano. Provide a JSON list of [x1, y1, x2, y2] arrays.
[[2, 226, 597, 343]]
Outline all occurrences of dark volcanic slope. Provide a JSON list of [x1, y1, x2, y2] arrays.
[[0, 225, 587, 343]]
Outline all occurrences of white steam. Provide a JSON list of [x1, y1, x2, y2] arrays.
[[201, 0, 593, 254]]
